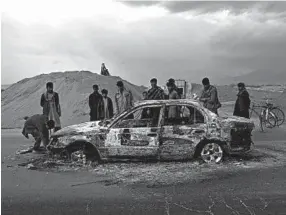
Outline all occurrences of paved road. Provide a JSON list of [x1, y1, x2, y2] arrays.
[[2, 129, 286, 215]]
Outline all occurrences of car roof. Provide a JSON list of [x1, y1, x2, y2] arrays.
[[135, 99, 201, 107]]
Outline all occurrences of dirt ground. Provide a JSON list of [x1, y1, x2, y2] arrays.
[[2, 127, 286, 215]]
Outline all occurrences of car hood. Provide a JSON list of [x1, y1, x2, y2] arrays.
[[51, 121, 108, 137]]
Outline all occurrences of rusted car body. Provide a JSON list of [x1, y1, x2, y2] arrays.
[[48, 99, 255, 163]]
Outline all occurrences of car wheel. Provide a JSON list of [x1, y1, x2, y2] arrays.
[[200, 142, 224, 163], [70, 150, 99, 167]]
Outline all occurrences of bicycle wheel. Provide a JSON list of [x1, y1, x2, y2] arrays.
[[261, 111, 277, 131], [271, 107, 285, 126]]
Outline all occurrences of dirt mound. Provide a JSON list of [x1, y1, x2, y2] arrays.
[[1, 71, 146, 128]]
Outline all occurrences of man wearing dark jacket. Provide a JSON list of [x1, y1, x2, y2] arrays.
[[101, 89, 114, 120], [22, 114, 55, 151], [199, 78, 221, 115], [233, 82, 251, 118], [89, 85, 104, 121]]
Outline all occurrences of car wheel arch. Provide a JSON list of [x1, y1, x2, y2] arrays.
[[66, 140, 101, 161]]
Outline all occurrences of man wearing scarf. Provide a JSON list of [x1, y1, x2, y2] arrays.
[[40, 82, 61, 132], [147, 78, 165, 100], [233, 82, 251, 119]]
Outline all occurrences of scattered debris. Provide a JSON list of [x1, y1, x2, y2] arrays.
[[26, 163, 37, 170], [11, 144, 286, 187], [16, 147, 33, 155]]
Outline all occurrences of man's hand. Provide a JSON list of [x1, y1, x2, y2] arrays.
[[22, 131, 29, 139]]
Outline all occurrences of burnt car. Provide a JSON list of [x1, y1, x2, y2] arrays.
[[47, 99, 255, 163]]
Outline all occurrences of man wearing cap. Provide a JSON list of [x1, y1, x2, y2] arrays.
[[89, 85, 104, 121], [101, 89, 114, 120], [115, 81, 134, 115], [233, 82, 251, 118], [22, 114, 55, 151], [40, 82, 61, 132], [147, 78, 165, 100]]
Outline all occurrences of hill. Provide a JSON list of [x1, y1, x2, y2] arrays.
[[232, 70, 286, 85], [1, 71, 146, 128], [213, 70, 286, 85], [1, 84, 10, 92]]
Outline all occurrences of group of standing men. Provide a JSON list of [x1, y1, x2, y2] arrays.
[[143, 77, 222, 114], [89, 76, 251, 121], [143, 77, 250, 119], [89, 80, 133, 121]]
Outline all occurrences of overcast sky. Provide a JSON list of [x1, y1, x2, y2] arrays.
[[2, 1, 286, 86]]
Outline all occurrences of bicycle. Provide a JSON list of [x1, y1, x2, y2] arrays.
[[250, 102, 277, 132]]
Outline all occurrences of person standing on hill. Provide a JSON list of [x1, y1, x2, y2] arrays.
[[89, 85, 104, 121], [147, 78, 165, 100], [233, 82, 251, 119], [115, 81, 134, 115], [199, 78, 221, 115], [40, 82, 62, 132], [101, 89, 114, 120], [101, 63, 110, 76]]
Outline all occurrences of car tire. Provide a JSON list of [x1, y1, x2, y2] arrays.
[[198, 141, 224, 164]]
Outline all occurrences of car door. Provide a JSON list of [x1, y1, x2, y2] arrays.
[[159, 104, 207, 160], [105, 105, 163, 159]]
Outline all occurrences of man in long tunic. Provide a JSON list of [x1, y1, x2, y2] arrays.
[[168, 78, 181, 99], [40, 82, 61, 132], [115, 81, 134, 115], [89, 85, 104, 121], [166, 81, 180, 118]]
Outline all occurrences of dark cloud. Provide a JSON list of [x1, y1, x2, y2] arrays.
[[119, 1, 159, 7], [209, 21, 286, 76], [161, 1, 257, 14], [122, 1, 286, 16]]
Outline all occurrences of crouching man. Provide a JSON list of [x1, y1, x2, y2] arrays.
[[22, 114, 55, 151]]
